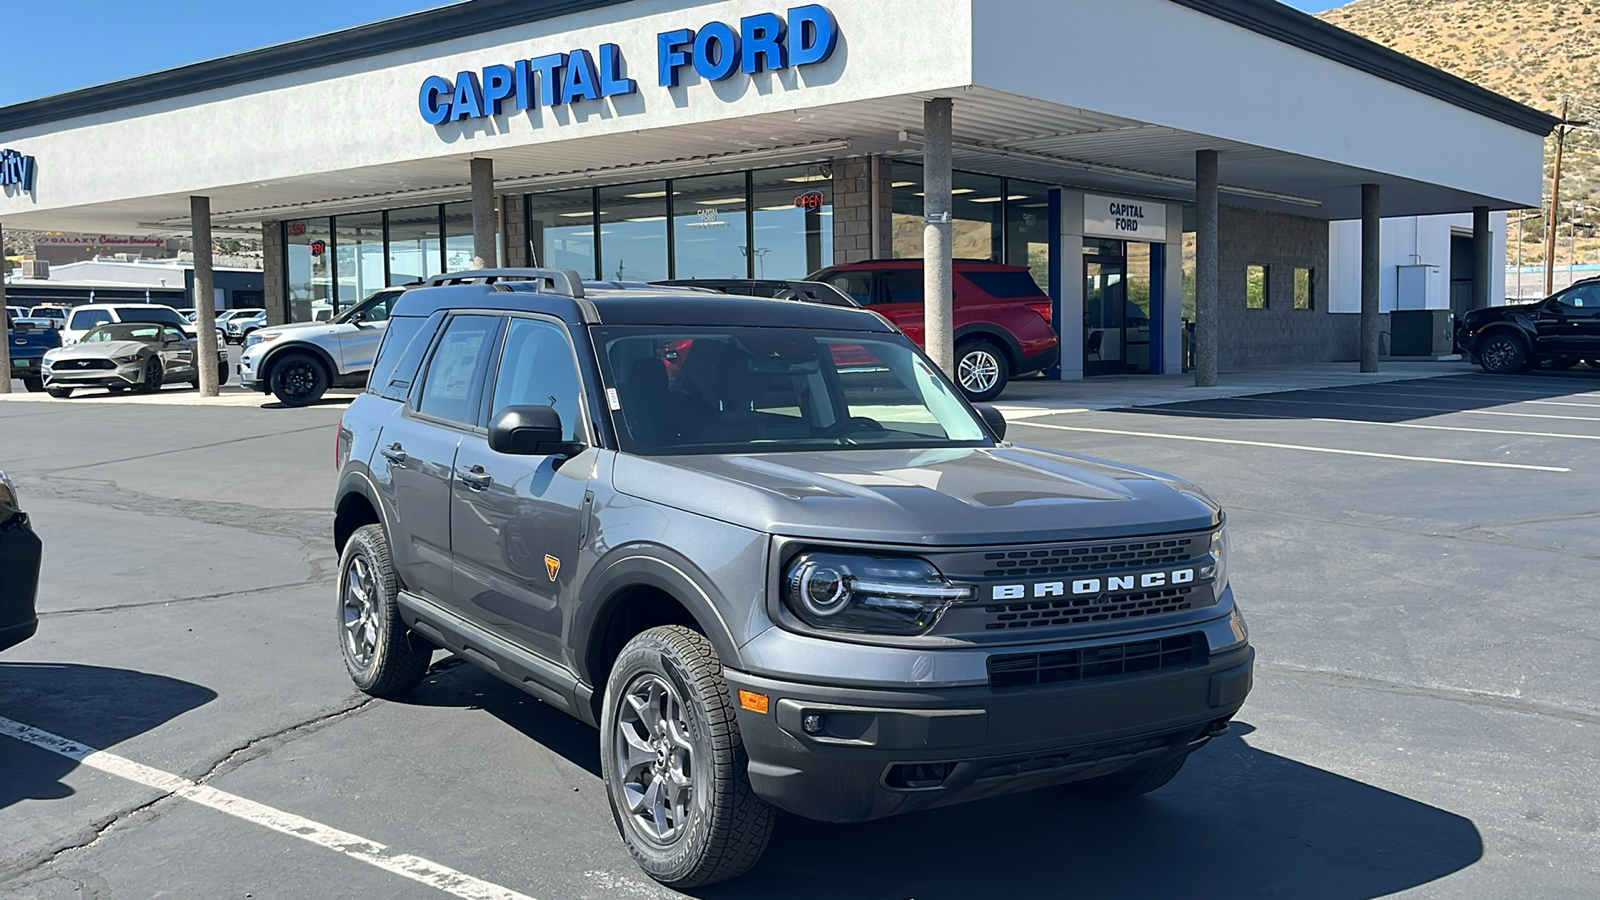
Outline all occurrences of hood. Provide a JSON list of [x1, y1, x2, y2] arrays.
[[612, 445, 1221, 546], [254, 322, 340, 340], [49, 341, 149, 359]]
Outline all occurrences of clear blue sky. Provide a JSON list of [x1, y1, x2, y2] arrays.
[[0, 0, 1348, 106]]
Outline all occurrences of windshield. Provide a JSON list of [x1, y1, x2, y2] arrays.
[[83, 324, 165, 344], [594, 326, 990, 455], [334, 291, 398, 325]]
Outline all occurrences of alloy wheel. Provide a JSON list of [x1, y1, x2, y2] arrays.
[[615, 673, 697, 844], [1482, 338, 1519, 372], [341, 554, 380, 669], [145, 358, 164, 391], [959, 349, 1001, 393], [278, 361, 318, 403]]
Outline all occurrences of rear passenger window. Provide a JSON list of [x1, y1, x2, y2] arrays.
[[370, 313, 441, 401], [70, 309, 113, 330], [963, 270, 1047, 299], [416, 315, 500, 425]]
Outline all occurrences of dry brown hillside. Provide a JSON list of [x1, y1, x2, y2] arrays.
[[1318, 0, 1600, 267]]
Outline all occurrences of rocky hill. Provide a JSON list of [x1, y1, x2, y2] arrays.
[[1318, 0, 1599, 267]]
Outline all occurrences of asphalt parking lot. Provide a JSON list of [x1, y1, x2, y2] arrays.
[[2, 366, 1598, 899]]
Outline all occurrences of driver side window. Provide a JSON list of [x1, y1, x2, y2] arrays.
[[491, 318, 584, 442], [1557, 284, 1600, 313]]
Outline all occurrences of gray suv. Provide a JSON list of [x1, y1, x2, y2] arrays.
[[333, 269, 1253, 887]]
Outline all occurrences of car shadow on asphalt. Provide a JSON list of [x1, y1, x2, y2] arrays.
[[0, 663, 218, 810], [710, 722, 1483, 900]]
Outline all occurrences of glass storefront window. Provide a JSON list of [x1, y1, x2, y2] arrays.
[[1005, 180, 1051, 290], [285, 218, 333, 323], [443, 202, 476, 272], [388, 205, 443, 285], [672, 172, 749, 279], [751, 165, 832, 278], [528, 188, 598, 277], [890, 162, 1002, 262], [598, 183, 669, 282], [334, 212, 385, 315]]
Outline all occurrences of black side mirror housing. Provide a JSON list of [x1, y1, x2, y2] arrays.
[[489, 405, 585, 457], [974, 403, 1007, 441]]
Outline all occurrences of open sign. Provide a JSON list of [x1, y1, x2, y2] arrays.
[[794, 190, 826, 211]]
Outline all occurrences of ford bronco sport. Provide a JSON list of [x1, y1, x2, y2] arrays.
[[332, 268, 1252, 887]]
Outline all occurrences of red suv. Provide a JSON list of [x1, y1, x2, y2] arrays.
[[811, 259, 1059, 401]]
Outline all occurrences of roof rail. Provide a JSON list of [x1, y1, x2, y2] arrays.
[[422, 268, 586, 298]]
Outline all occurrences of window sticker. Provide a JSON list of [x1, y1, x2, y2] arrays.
[[607, 387, 621, 411]]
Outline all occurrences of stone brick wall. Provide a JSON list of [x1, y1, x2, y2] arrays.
[[262, 220, 286, 326], [1217, 205, 1359, 367], [501, 194, 528, 268], [832, 156, 891, 264]]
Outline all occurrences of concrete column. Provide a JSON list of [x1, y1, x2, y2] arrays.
[[263, 221, 287, 326], [501, 194, 529, 268], [1361, 184, 1381, 373], [1163, 203, 1187, 375], [192, 196, 220, 396], [923, 98, 955, 378], [1056, 190, 1086, 381], [0, 222, 10, 394], [471, 157, 497, 268], [1472, 205, 1491, 311], [1194, 150, 1220, 387]]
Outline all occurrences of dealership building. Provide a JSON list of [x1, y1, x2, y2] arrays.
[[0, 0, 1557, 381]]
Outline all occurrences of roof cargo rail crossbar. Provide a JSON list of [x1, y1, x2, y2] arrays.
[[423, 268, 587, 297]]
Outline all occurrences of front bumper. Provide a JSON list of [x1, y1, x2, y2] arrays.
[[239, 350, 264, 391], [0, 510, 43, 652], [727, 642, 1253, 823], [43, 363, 142, 387]]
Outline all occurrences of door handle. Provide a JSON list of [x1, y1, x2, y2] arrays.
[[459, 465, 493, 491], [380, 444, 408, 466]]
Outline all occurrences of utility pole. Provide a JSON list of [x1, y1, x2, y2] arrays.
[[1543, 99, 1591, 297]]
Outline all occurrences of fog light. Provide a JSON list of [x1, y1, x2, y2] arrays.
[[802, 714, 825, 735]]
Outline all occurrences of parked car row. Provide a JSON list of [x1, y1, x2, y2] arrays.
[[39, 322, 229, 398]]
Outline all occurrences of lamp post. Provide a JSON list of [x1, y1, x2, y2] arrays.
[[1544, 99, 1589, 297]]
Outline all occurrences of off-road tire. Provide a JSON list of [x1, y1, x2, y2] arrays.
[[1067, 751, 1190, 800], [1477, 332, 1529, 374], [956, 338, 1010, 403], [337, 524, 432, 697], [601, 626, 775, 888], [270, 352, 329, 406]]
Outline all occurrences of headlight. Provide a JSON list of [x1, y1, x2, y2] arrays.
[[784, 552, 971, 635], [1199, 526, 1230, 591], [112, 353, 143, 364], [246, 333, 281, 348]]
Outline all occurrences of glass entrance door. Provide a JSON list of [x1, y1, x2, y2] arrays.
[[1084, 239, 1153, 376]]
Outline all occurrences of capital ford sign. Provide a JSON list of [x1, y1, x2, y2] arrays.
[[991, 566, 1199, 602], [0, 149, 36, 192], [1084, 193, 1167, 242], [419, 4, 838, 126]]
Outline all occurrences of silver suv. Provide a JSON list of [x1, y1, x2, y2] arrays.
[[239, 289, 401, 406]]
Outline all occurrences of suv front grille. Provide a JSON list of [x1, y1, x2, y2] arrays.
[[981, 537, 1197, 578], [987, 633, 1206, 689], [984, 586, 1195, 631]]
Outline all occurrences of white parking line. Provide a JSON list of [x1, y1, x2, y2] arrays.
[[1013, 422, 1571, 472], [1305, 418, 1600, 442], [1226, 395, 1600, 422], [0, 716, 537, 900]]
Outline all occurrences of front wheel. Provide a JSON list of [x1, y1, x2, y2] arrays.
[[337, 524, 432, 697], [1477, 333, 1529, 374], [22, 377, 43, 393], [136, 357, 164, 394], [45, 386, 73, 399], [601, 626, 775, 888], [270, 353, 329, 406], [955, 339, 1009, 403], [1066, 752, 1190, 800]]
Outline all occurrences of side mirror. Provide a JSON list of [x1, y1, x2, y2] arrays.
[[488, 405, 585, 457], [974, 403, 1007, 441]]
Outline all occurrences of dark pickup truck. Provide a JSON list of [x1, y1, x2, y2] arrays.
[[6, 315, 62, 392]]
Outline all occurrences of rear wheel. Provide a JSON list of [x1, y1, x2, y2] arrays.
[[601, 626, 775, 888], [270, 353, 329, 406], [1477, 332, 1529, 374], [955, 339, 1009, 403], [337, 524, 431, 697], [1066, 752, 1191, 800]]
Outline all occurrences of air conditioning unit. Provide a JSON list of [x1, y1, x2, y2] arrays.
[[20, 259, 49, 280]]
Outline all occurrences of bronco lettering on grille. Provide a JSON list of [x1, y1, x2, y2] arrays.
[[991, 567, 1197, 601]]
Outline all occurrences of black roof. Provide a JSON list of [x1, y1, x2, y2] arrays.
[[0, 0, 1559, 137], [390, 284, 895, 332]]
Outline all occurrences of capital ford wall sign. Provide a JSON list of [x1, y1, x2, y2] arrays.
[[419, 4, 838, 126], [0, 149, 37, 192], [1083, 193, 1168, 242]]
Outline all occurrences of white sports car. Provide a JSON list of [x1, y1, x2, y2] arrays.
[[41, 322, 228, 399]]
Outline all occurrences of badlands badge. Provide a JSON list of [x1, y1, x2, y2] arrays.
[[545, 555, 561, 582]]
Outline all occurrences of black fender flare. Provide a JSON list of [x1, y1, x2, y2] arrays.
[[333, 469, 390, 555], [953, 324, 1021, 369], [1475, 323, 1531, 351], [261, 342, 340, 386], [574, 545, 743, 687]]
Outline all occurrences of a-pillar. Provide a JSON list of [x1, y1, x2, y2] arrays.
[[471, 157, 497, 268], [923, 98, 954, 378], [1193, 150, 1219, 387], [192, 196, 220, 396], [1472, 205, 1491, 311], [1361, 184, 1381, 372]]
